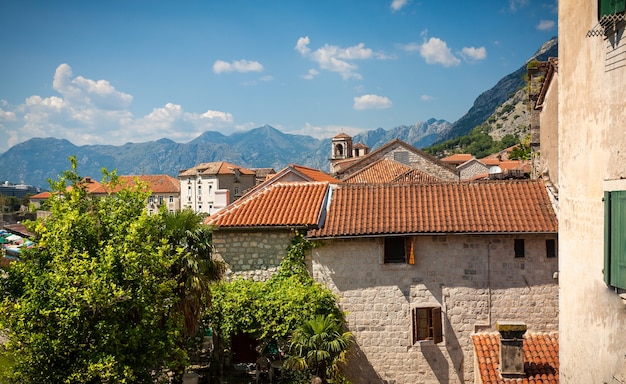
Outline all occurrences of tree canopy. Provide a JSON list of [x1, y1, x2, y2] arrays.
[[0, 158, 220, 383]]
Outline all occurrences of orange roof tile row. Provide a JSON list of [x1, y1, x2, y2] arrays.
[[441, 153, 474, 164], [343, 158, 414, 183], [472, 332, 559, 384], [206, 182, 329, 228], [290, 164, 341, 183], [309, 180, 557, 238], [90, 175, 180, 194], [393, 168, 442, 183]]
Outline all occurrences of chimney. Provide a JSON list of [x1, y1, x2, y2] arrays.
[[496, 321, 527, 378]]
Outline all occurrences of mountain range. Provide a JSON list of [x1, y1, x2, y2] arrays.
[[1, 37, 557, 189]]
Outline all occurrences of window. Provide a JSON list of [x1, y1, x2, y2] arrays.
[[412, 307, 442, 344], [234, 186, 240, 195], [198, 185, 202, 194], [148, 196, 154, 203], [159, 196, 163, 204], [514, 239, 525, 258], [188, 186, 191, 195], [394, 151, 410, 165], [384, 237, 415, 264], [169, 195, 174, 203], [604, 191, 626, 290], [599, 0, 626, 19], [546, 239, 556, 258]]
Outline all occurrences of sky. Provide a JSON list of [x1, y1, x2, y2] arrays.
[[0, 0, 557, 154]]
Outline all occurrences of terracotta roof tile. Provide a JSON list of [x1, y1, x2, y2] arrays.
[[392, 168, 442, 183], [290, 164, 341, 183], [308, 180, 557, 238], [90, 175, 180, 194], [442, 153, 473, 165], [343, 158, 413, 183], [178, 161, 255, 177], [472, 332, 559, 384], [206, 182, 330, 228]]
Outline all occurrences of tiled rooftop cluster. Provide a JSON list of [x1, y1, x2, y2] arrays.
[[207, 180, 558, 237], [342, 158, 440, 184], [472, 332, 559, 384], [90, 174, 180, 194]]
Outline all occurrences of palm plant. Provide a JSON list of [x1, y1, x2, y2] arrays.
[[162, 209, 225, 383], [285, 314, 354, 383]]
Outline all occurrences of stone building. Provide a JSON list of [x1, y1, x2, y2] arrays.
[[330, 135, 459, 182], [178, 161, 256, 215], [207, 179, 559, 383], [552, 1, 626, 382]]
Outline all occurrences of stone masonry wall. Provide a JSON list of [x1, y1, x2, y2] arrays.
[[212, 229, 294, 281], [310, 234, 558, 384]]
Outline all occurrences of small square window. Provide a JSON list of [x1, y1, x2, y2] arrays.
[[384, 237, 414, 264], [412, 307, 442, 344], [514, 239, 525, 258], [546, 239, 556, 258]]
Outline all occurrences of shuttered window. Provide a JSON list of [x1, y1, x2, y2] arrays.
[[599, 0, 626, 19], [412, 307, 442, 344], [604, 191, 626, 290]]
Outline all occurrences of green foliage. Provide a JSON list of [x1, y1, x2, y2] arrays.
[[0, 157, 213, 383], [284, 314, 354, 383], [508, 134, 532, 160], [206, 231, 344, 361], [424, 123, 523, 159]]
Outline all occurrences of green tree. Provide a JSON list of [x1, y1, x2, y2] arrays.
[[0, 158, 183, 383], [284, 315, 354, 384], [161, 209, 225, 383]]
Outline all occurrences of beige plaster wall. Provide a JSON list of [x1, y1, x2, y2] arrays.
[[538, 70, 559, 188], [558, 2, 626, 383], [310, 234, 558, 384]]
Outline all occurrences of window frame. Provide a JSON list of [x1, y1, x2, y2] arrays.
[[411, 307, 443, 344], [383, 236, 415, 264], [546, 239, 557, 258], [514, 238, 525, 258]]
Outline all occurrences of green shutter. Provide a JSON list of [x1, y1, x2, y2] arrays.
[[605, 191, 612, 286], [607, 191, 626, 290], [600, 0, 626, 19]]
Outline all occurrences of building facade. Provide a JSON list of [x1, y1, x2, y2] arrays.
[[557, 1, 626, 382]]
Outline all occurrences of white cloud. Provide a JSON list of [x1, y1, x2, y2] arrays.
[[509, 0, 529, 12], [353, 94, 392, 110], [213, 59, 264, 74], [460, 46, 487, 62], [419, 37, 461, 67], [420, 95, 433, 101], [302, 69, 319, 80], [390, 0, 409, 12], [0, 64, 237, 153], [52, 63, 133, 110], [295, 36, 387, 80], [537, 20, 555, 31]]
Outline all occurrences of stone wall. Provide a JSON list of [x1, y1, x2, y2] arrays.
[[212, 229, 294, 281], [310, 234, 558, 384]]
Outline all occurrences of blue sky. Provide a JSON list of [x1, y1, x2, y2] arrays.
[[0, 0, 557, 153]]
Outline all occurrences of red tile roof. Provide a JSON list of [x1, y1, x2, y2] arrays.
[[290, 164, 341, 183], [472, 332, 559, 384], [309, 180, 557, 238], [90, 175, 180, 194], [343, 158, 413, 183], [178, 161, 255, 177], [206, 182, 330, 228], [392, 168, 442, 183], [441, 153, 473, 165]]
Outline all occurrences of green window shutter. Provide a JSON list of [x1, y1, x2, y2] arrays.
[[599, 0, 626, 19], [605, 191, 612, 286], [607, 190, 626, 289]]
